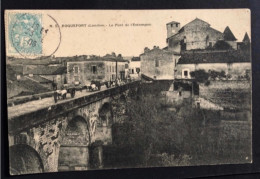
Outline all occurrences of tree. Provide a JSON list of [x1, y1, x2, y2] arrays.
[[213, 40, 232, 50], [111, 52, 116, 57], [190, 70, 209, 83]]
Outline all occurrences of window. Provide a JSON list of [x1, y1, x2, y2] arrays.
[[74, 76, 79, 81], [155, 60, 159, 67], [209, 42, 212, 47], [74, 66, 79, 73], [184, 70, 188, 77], [197, 102, 200, 109], [132, 69, 134, 74], [182, 69, 190, 78], [227, 63, 233, 71], [91, 65, 97, 74], [176, 24, 178, 27], [125, 64, 128, 68], [136, 68, 140, 73], [171, 24, 173, 27], [112, 74, 116, 80]]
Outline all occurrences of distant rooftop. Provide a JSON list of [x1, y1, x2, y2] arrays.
[[178, 50, 250, 64], [25, 66, 67, 75], [131, 57, 140, 61], [166, 21, 180, 25], [223, 26, 237, 41]]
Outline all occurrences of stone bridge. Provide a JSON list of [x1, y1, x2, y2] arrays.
[[8, 81, 141, 175]]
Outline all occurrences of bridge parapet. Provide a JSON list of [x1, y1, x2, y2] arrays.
[[8, 81, 141, 135]]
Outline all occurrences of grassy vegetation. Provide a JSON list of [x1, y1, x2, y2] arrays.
[[104, 84, 251, 168]]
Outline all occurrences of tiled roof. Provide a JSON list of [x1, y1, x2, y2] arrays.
[[243, 32, 250, 43], [26, 75, 53, 83], [26, 66, 67, 75], [223, 26, 237, 41], [131, 57, 140, 61], [7, 65, 23, 75], [178, 18, 210, 33], [140, 48, 180, 56], [177, 50, 250, 64], [166, 21, 180, 25], [67, 56, 128, 63], [167, 18, 220, 40], [7, 76, 50, 97]]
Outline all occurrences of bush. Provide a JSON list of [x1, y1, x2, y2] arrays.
[[204, 81, 210, 86], [209, 70, 226, 80], [213, 40, 232, 50], [190, 70, 209, 83]]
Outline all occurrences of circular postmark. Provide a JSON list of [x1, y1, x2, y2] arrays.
[[10, 13, 61, 58]]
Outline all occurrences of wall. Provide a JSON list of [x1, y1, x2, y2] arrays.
[[9, 98, 110, 173], [41, 74, 65, 89], [199, 80, 251, 111], [168, 19, 223, 51], [141, 48, 178, 80], [176, 62, 251, 80], [226, 41, 238, 50], [67, 61, 106, 85], [162, 91, 191, 106], [8, 83, 135, 174], [129, 61, 141, 79], [168, 32, 184, 53], [201, 80, 251, 89]]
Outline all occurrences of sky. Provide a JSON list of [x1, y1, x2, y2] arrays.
[[5, 9, 251, 57]]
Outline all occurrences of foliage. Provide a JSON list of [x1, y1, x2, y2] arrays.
[[213, 40, 232, 50], [109, 83, 251, 167], [209, 70, 226, 80], [160, 153, 191, 166], [190, 69, 209, 83], [113, 89, 206, 166]]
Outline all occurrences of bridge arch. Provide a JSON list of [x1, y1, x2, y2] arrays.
[[58, 115, 90, 171], [9, 144, 44, 175], [93, 102, 113, 145]]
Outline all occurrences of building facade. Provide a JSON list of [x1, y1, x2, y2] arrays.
[[67, 58, 127, 85], [175, 51, 251, 80], [140, 47, 180, 80], [129, 57, 141, 80], [166, 18, 237, 52]]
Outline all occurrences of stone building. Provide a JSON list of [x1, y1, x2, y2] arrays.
[[223, 26, 237, 50], [129, 57, 141, 80], [166, 18, 238, 52], [25, 65, 67, 89], [175, 50, 251, 80], [237, 32, 251, 51], [67, 57, 127, 85], [140, 47, 180, 80]]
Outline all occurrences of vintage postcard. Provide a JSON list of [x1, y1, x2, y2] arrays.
[[5, 9, 251, 175]]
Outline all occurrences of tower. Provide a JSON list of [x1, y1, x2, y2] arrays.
[[166, 21, 180, 38], [242, 32, 250, 44]]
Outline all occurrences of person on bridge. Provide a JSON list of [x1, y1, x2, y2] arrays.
[[52, 81, 57, 90]]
